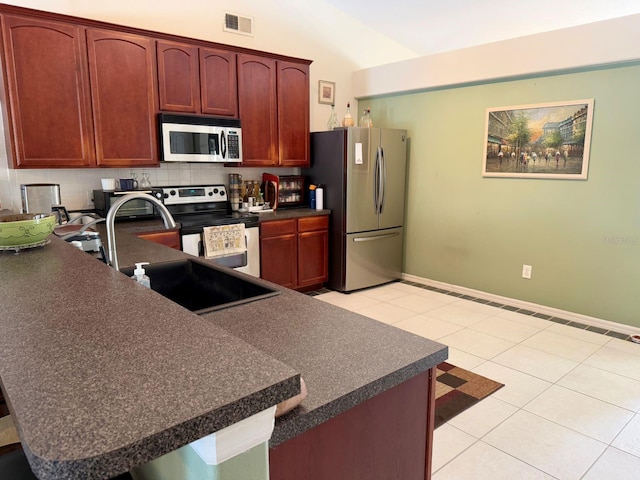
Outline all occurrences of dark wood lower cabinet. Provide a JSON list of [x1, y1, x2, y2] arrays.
[[269, 368, 436, 480], [260, 215, 328, 291]]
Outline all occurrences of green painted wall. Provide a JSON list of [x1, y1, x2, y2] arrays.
[[363, 63, 640, 327], [132, 442, 269, 480]]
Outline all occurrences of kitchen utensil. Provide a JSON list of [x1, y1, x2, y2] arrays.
[[119, 178, 138, 191], [0, 213, 56, 248], [101, 178, 118, 190], [139, 172, 152, 189]]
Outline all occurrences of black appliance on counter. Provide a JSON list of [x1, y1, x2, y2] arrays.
[[93, 189, 159, 221]]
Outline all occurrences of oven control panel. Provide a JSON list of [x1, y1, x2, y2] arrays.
[[154, 185, 228, 205]]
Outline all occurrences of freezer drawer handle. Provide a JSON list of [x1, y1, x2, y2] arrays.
[[353, 232, 400, 242]]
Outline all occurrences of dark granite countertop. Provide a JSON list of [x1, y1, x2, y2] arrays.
[[252, 207, 330, 222], [208, 293, 448, 446], [0, 225, 447, 478], [0, 235, 299, 480]]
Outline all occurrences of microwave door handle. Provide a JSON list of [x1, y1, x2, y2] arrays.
[[221, 130, 227, 159]]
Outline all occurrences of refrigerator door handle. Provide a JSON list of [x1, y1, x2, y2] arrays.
[[373, 145, 380, 214], [352, 231, 400, 242], [379, 146, 386, 214]]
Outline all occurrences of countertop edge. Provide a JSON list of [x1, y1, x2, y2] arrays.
[[25, 375, 301, 480], [269, 348, 448, 446]]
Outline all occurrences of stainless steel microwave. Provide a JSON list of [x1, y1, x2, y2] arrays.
[[158, 113, 242, 163]]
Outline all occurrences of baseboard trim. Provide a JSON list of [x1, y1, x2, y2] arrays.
[[402, 273, 640, 336]]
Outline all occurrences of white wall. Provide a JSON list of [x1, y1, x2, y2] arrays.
[[353, 13, 640, 98], [0, 0, 416, 211]]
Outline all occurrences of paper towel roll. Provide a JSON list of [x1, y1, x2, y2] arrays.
[[315, 186, 323, 210]]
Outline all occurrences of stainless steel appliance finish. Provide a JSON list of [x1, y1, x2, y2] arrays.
[[156, 184, 260, 277], [305, 127, 407, 292], [158, 113, 242, 163], [20, 183, 61, 214], [106, 193, 177, 271]]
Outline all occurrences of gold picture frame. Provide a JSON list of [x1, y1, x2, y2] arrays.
[[482, 99, 594, 180]]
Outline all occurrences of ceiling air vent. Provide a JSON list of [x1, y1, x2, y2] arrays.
[[224, 12, 254, 36]]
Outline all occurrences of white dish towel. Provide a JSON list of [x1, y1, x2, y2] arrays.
[[203, 224, 246, 258]]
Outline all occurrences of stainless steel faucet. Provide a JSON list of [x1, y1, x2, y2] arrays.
[[105, 193, 177, 271]]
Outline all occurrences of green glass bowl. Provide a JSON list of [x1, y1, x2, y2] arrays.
[[0, 213, 56, 247]]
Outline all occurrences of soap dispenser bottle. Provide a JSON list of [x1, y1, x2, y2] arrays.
[[132, 262, 151, 288]]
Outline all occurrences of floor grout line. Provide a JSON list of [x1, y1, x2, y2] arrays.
[[307, 280, 634, 343]]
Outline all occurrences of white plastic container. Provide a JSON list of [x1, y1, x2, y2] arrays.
[[315, 186, 323, 210]]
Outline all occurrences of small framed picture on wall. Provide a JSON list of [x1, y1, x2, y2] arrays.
[[318, 80, 335, 105]]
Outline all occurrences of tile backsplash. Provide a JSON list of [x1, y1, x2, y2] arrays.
[[1, 163, 298, 213]]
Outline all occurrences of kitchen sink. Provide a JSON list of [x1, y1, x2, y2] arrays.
[[120, 258, 280, 314]]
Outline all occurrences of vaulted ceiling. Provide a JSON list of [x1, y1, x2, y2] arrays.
[[323, 0, 640, 57]]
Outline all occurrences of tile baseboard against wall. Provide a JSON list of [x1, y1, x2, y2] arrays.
[[402, 273, 640, 338]]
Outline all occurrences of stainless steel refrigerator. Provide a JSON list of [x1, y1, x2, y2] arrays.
[[305, 127, 407, 292]]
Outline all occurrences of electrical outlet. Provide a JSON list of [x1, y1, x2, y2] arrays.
[[522, 264, 532, 279], [86, 191, 94, 206]]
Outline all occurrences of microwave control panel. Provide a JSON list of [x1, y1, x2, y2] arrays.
[[226, 130, 241, 160]]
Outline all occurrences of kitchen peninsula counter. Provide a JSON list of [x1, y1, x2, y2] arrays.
[[0, 229, 447, 480]]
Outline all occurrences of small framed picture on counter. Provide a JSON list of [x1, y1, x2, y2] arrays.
[[318, 80, 335, 105]]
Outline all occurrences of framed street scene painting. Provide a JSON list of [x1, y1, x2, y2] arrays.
[[482, 99, 594, 179]]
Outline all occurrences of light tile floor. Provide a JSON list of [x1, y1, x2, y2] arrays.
[[313, 281, 640, 480]]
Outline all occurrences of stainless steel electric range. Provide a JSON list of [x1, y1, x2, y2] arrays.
[[153, 184, 260, 277]]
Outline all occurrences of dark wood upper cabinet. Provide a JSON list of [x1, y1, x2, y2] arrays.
[[277, 61, 310, 167], [237, 54, 279, 167], [156, 42, 237, 117], [237, 55, 310, 168], [0, 4, 310, 169], [0, 15, 95, 167], [200, 47, 237, 117], [86, 29, 158, 167], [157, 40, 200, 113]]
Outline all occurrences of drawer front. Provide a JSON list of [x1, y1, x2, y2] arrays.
[[260, 219, 297, 237], [298, 215, 329, 233], [135, 229, 181, 249]]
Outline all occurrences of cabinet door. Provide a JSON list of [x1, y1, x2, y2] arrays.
[[261, 234, 297, 288], [298, 230, 328, 288], [260, 219, 297, 288], [157, 40, 200, 113], [277, 61, 310, 167], [86, 29, 158, 167], [200, 48, 237, 117], [237, 54, 278, 166], [1, 15, 95, 167], [297, 216, 329, 288]]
